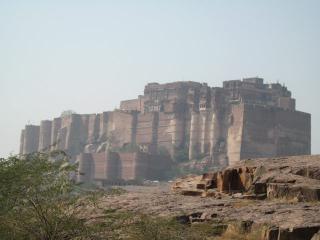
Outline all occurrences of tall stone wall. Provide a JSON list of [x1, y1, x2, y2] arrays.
[[38, 120, 52, 151], [77, 153, 94, 182], [119, 152, 148, 180], [107, 111, 135, 148], [77, 151, 120, 182], [274, 109, 311, 156], [136, 112, 158, 151], [240, 104, 311, 160], [189, 112, 200, 159], [51, 117, 61, 149], [227, 104, 245, 166], [19, 129, 25, 154], [87, 114, 100, 143], [120, 97, 144, 112], [23, 125, 40, 154]]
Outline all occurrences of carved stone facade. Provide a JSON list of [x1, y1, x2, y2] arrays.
[[19, 77, 311, 181]]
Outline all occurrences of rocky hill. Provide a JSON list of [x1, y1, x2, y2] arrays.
[[96, 155, 320, 240]]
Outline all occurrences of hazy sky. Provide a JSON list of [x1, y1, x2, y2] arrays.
[[1, 0, 319, 158]]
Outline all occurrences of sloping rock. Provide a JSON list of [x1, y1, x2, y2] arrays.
[[173, 155, 320, 202]]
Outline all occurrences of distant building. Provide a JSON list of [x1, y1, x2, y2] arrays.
[[19, 77, 311, 182]]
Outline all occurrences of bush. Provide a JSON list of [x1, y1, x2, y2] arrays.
[[0, 152, 100, 239]]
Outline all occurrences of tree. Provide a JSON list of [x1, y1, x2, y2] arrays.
[[0, 151, 95, 239]]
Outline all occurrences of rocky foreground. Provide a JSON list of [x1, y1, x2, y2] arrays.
[[94, 155, 320, 240]]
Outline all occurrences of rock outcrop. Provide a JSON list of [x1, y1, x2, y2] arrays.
[[173, 155, 320, 202]]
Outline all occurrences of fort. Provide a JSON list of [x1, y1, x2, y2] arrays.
[[19, 77, 311, 182]]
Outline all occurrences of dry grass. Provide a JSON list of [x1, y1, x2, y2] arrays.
[[216, 223, 268, 240], [231, 199, 258, 208]]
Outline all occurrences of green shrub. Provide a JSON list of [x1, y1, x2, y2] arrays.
[[0, 152, 101, 239]]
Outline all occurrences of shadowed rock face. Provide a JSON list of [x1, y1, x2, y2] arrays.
[[173, 155, 320, 202]]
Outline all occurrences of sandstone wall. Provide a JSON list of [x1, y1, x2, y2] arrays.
[[23, 125, 40, 154], [275, 109, 311, 156], [136, 112, 158, 152], [38, 120, 52, 151], [51, 117, 61, 149], [119, 152, 148, 180], [77, 153, 94, 182], [106, 111, 135, 148], [120, 97, 144, 112], [87, 114, 100, 143], [227, 104, 245, 166], [19, 129, 25, 154], [78, 151, 121, 181], [240, 104, 311, 160]]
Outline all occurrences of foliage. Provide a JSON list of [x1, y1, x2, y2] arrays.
[[0, 151, 267, 240], [100, 212, 215, 240], [0, 152, 99, 240]]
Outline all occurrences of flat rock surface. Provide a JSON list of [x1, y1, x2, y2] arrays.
[[98, 183, 320, 229]]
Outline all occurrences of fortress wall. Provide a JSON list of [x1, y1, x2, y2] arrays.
[[107, 111, 135, 148], [61, 115, 73, 128], [189, 112, 200, 159], [136, 113, 156, 144], [90, 151, 120, 180], [151, 112, 159, 151], [209, 112, 219, 157], [170, 115, 185, 148], [77, 153, 94, 183], [19, 129, 25, 154], [131, 112, 138, 145], [23, 125, 40, 154], [215, 107, 231, 166], [119, 152, 148, 180], [120, 98, 144, 112], [240, 105, 278, 160], [146, 154, 172, 179], [88, 114, 100, 143], [200, 110, 212, 154], [105, 151, 120, 180], [18, 79, 312, 177], [240, 105, 311, 160], [278, 97, 296, 110], [65, 114, 86, 155], [38, 120, 52, 151], [157, 112, 175, 154], [56, 128, 67, 150], [275, 110, 311, 156], [99, 112, 109, 142], [51, 117, 61, 149], [119, 152, 137, 180], [81, 115, 90, 142], [227, 104, 245, 165], [91, 152, 107, 180]]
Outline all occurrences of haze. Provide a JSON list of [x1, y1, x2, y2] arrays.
[[1, 0, 319, 158]]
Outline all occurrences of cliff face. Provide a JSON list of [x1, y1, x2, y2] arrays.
[[19, 77, 311, 181]]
